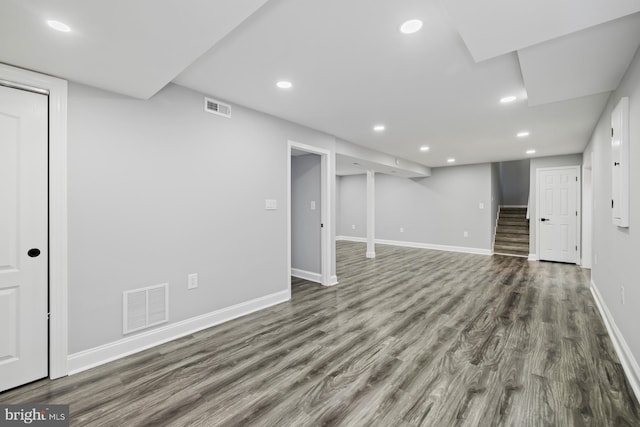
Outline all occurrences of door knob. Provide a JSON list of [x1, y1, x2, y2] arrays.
[[27, 248, 41, 258], [540, 218, 549, 222]]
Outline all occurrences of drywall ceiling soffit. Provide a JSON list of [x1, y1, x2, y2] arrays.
[[0, 0, 270, 99], [518, 13, 640, 106], [336, 154, 427, 179], [441, 0, 640, 62]]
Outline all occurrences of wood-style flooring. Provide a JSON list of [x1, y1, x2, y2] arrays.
[[2, 241, 639, 426]]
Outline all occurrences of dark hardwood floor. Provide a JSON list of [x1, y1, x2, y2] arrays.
[[2, 241, 639, 426]]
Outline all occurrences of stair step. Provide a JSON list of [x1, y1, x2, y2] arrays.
[[495, 234, 529, 243], [494, 242, 528, 250], [500, 213, 527, 221], [501, 208, 527, 214], [494, 244, 529, 256], [498, 219, 528, 226], [497, 226, 529, 235], [494, 249, 529, 257]]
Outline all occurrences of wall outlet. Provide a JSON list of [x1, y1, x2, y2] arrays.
[[400, 227, 404, 233], [188, 273, 198, 290], [464, 231, 469, 238], [310, 201, 316, 210], [351, 224, 356, 230], [621, 286, 625, 305]]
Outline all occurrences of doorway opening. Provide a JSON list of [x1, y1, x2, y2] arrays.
[[287, 141, 336, 294]]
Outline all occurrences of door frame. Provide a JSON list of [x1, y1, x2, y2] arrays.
[[287, 140, 336, 290], [0, 63, 68, 379], [535, 165, 581, 264]]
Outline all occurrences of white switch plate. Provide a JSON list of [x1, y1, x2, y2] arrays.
[[479, 202, 484, 209], [188, 273, 198, 290], [400, 227, 404, 233], [310, 201, 316, 210], [464, 231, 469, 237], [351, 224, 356, 230], [265, 199, 277, 210]]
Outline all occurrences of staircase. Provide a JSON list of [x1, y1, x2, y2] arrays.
[[494, 207, 529, 257]]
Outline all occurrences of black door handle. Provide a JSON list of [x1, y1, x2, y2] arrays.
[[540, 218, 549, 222], [27, 248, 41, 258]]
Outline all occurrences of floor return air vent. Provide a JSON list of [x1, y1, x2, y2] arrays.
[[123, 283, 168, 334]]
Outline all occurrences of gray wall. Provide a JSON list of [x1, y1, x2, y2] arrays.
[[375, 164, 493, 250], [528, 154, 583, 255], [68, 82, 337, 353], [337, 164, 494, 250], [584, 47, 640, 367], [337, 174, 366, 238], [291, 154, 321, 274], [498, 159, 530, 205]]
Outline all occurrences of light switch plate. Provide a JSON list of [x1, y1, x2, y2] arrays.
[[265, 199, 277, 210]]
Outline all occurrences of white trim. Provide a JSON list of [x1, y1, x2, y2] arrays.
[[327, 275, 338, 286], [291, 268, 322, 284], [377, 239, 492, 255], [590, 280, 640, 402], [337, 236, 491, 255], [68, 289, 290, 375], [0, 63, 68, 379], [528, 253, 538, 261], [535, 165, 581, 265], [493, 205, 501, 252], [336, 235, 366, 243], [288, 141, 335, 287], [365, 251, 376, 259]]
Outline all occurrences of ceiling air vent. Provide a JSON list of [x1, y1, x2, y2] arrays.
[[204, 97, 231, 118]]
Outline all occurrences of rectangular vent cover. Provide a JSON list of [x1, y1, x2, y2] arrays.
[[123, 283, 168, 334], [204, 97, 231, 118]]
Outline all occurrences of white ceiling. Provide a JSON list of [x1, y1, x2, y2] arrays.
[[519, 13, 640, 106], [0, 0, 269, 99], [1, 0, 639, 168], [442, 0, 640, 62]]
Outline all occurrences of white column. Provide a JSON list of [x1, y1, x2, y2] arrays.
[[366, 170, 376, 258]]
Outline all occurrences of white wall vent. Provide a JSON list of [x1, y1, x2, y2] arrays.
[[123, 283, 168, 334], [204, 97, 231, 118]]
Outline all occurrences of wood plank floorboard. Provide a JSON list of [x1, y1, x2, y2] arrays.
[[1, 241, 639, 426]]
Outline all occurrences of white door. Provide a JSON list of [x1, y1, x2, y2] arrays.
[[538, 167, 579, 263], [0, 85, 48, 392]]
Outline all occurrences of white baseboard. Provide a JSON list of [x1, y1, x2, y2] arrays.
[[291, 268, 322, 284], [337, 235, 491, 255], [324, 275, 339, 287], [590, 280, 640, 403], [528, 253, 538, 261], [68, 289, 291, 375], [376, 239, 492, 255], [336, 235, 366, 243]]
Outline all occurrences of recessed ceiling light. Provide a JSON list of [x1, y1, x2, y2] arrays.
[[517, 131, 530, 138], [47, 20, 71, 32], [276, 80, 292, 89], [400, 19, 423, 34], [420, 146, 430, 152], [526, 149, 536, 155], [447, 158, 456, 163], [500, 95, 517, 104], [373, 124, 385, 132]]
